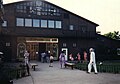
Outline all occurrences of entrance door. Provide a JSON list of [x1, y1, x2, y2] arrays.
[[62, 48, 68, 61], [46, 43, 58, 60], [26, 43, 39, 60], [39, 43, 46, 61], [39, 43, 58, 60]]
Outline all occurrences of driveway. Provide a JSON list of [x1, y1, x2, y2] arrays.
[[14, 61, 120, 84]]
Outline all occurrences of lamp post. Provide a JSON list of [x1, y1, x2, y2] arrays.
[[0, 0, 4, 56], [0, 0, 4, 34]]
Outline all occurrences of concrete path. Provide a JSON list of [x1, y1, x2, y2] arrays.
[[13, 61, 120, 84]]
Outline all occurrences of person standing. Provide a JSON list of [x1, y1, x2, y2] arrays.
[[46, 51, 50, 63], [49, 54, 54, 67], [59, 51, 65, 68], [84, 51, 87, 62], [69, 53, 74, 61], [24, 50, 30, 76], [41, 52, 45, 63], [77, 53, 81, 62], [88, 48, 98, 74]]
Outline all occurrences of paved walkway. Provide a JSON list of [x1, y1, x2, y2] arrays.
[[14, 61, 120, 84]]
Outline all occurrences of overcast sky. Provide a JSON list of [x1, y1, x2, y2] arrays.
[[3, 0, 120, 34]]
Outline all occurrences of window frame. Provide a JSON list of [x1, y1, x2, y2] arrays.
[[41, 19, 47, 28], [16, 18, 24, 26], [33, 19, 40, 27], [48, 20, 54, 28], [55, 21, 62, 29], [25, 18, 32, 27]]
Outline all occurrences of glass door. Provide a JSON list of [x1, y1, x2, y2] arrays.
[[26, 43, 39, 60], [46, 43, 58, 60]]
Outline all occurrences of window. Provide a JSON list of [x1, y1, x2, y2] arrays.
[[73, 43, 76, 47], [2, 21, 7, 27], [33, 19, 40, 27], [69, 25, 74, 30], [16, 18, 24, 26], [63, 43, 66, 47], [41, 20, 47, 28], [55, 21, 61, 28], [48, 20, 54, 28], [117, 48, 120, 55], [81, 26, 87, 32], [25, 18, 32, 27]]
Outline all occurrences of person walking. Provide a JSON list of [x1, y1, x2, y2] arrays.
[[24, 50, 30, 76], [59, 51, 65, 68], [87, 48, 98, 74]]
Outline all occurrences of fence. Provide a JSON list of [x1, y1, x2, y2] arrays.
[[75, 62, 120, 74]]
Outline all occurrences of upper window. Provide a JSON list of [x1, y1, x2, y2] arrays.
[[41, 20, 47, 28], [15, 1, 61, 16], [55, 21, 61, 28], [81, 26, 87, 32], [25, 18, 32, 27], [69, 25, 74, 30], [33, 19, 40, 27], [48, 20, 54, 28], [73, 43, 76, 47], [16, 18, 24, 26], [2, 21, 7, 27]]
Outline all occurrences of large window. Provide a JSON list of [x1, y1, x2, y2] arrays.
[[16, 18, 24, 26], [41, 20, 47, 28], [33, 19, 40, 27], [55, 21, 61, 28], [25, 18, 32, 27], [48, 20, 54, 28], [16, 18, 62, 29]]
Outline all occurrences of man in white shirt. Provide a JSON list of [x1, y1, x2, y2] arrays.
[[88, 48, 98, 74]]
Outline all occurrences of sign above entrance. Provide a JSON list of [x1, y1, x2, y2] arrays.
[[24, 37, 58, 43]]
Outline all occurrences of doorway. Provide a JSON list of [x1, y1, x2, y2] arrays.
[[62, 48, 68, 61], [25, 37, 58, 60]]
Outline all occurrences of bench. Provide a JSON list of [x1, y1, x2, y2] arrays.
[[30, 63, 38, 71], [64, 62, 75, 70]]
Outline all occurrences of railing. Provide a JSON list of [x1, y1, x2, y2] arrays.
[[0, 63, 27, 80]]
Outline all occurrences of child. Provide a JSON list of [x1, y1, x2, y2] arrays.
[[49, 54, 54, 67]]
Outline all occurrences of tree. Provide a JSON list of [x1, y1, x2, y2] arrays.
[[104, 31, 120, 40]]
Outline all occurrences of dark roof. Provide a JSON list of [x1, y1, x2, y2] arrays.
[[4, 0, 99, 26]]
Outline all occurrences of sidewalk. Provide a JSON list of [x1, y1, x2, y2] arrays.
[[14, 61, 120, 84]]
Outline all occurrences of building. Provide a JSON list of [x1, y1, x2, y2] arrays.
[[0, 0, 120, 62]]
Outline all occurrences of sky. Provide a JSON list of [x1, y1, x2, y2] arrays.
[[3, 0, 120, 34]]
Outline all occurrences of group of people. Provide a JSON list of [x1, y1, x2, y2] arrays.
[[41, 51, 54, 67], [68, 51, 87, 62], [24, 47, 98, 76], [41, 51, 50, 63], [59, 48, 98, 74]]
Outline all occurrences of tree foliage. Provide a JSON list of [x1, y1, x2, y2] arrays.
[[104, 31, 120, 40]]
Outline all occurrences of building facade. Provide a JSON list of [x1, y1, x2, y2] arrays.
[[0, 0, 120, 62]]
